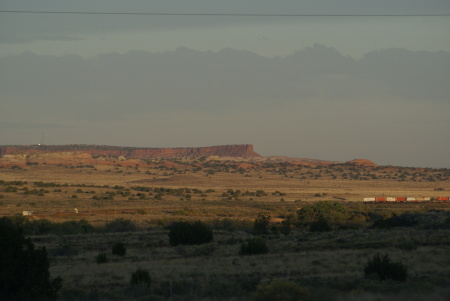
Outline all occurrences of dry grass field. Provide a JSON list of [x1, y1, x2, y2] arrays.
[[1, 159, 450, 300]]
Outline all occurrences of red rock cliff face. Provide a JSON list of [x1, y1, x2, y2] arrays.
[[0, 144, 261, 159]]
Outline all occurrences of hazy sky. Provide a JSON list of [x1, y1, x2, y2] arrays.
[[1, 1, 449, 168]]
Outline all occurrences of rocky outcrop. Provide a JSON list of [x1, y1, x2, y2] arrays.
[[0, 144, 261, 159], [346, 159, 378, 167]]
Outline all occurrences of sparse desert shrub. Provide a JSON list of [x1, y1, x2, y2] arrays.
[[112, 242, 126, 256], [104, 218, 137, 232], [211, 218, 253, 232], [211, 218, 236, 231], [130, 268, 151, 288], [51, 238, 79, 256], [176, 243, 216, 257], [396, 240, 418, 251], [0, 217, 62, 300], [193, 243, 216, 256], [253, 279, 309, 301], [96, 252, 108, 264], [364, 253, 407, 281], [168, 221, 213, 246], [239, 238, 268, 255], [202, 273, 262, 298], [253, 213, 270, 235]]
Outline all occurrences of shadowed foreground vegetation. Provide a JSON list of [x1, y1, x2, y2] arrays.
[[2, 202, 450, 300]]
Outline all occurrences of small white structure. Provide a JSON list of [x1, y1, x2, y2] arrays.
[[22, 210, 33, 216], [74, 208, 78, 214]]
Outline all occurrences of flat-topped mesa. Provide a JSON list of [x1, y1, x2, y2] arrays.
[[129, 144, 260, 159], [0, 144, 261, 159]]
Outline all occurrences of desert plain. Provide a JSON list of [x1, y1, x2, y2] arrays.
[[1, 146, 450, 300]]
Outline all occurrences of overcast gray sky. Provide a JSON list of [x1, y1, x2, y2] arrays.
[[1, 0, 449, 168]]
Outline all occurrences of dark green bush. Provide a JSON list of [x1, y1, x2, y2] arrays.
[[26, 219, 54, 235], [253, 214, 270, 235], [112, 242, 127, 256], [0, 217, 62, 300], [364, 253, 407, 281], [168, 221, 213, 246], [96, 252, 108, 264], [130, 268, 151, 288], [297, 201, 349, 227], [239, 238, 268, 255], [6, 215, 30, 229], [56, 219, 95, 235], [279, 216, 295, 235], [104, 218, 137, 232], [253, 279, 309, 301], [309, 217, 332, 232], [371, 213, 418, 229], [5, 217, 95, 235]]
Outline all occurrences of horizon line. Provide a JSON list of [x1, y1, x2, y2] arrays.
[[0, 11, 449, 17]]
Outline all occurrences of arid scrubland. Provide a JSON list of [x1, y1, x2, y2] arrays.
[[1, 159, 450, 300]]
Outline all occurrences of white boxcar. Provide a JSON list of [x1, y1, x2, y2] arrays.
[[364, 197, 376, 202], [386, 197, 396, 202], [22, 210, 33, 216], [406, 197, 416, 202]]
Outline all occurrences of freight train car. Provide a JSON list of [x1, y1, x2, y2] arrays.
[[364, 196, 449, 203]]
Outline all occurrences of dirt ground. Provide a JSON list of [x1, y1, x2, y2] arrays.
[[1, 161, 449, 225]]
